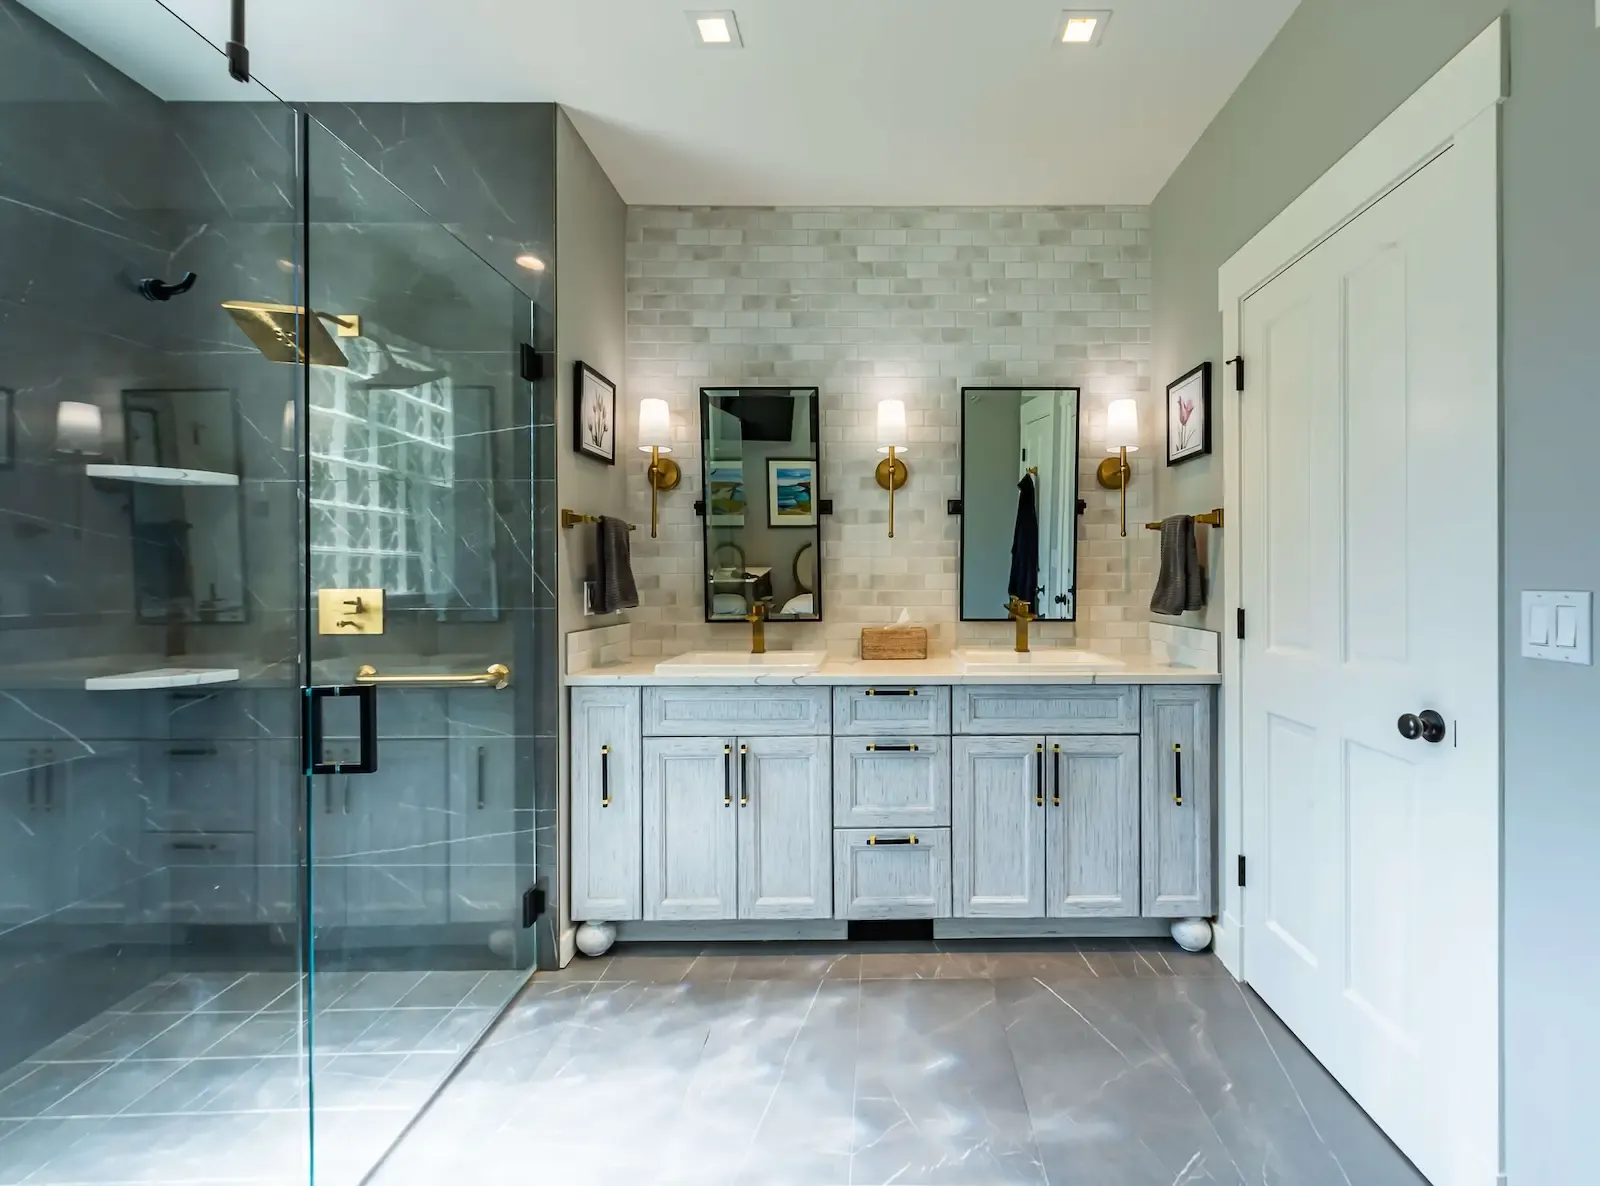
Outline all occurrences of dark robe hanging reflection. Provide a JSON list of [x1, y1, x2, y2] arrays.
[[1007, 473, 1040, 611]]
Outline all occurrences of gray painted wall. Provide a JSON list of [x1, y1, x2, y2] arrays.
[[554, 107, 628, 961], [1150, 4, 1600, 1182]]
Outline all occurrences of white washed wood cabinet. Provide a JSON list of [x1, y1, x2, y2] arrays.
[[1140, 685, 1214, 918], [571, 688, 644, 921], [642, 734, 832, 922]]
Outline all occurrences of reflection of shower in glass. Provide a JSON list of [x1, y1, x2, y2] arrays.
[[357, 340, 446, 389], [221, 301, 361, 366]]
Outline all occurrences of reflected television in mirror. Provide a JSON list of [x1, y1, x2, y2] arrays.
[[700, 387, 822, 623], [959, 387, 1082, 621]]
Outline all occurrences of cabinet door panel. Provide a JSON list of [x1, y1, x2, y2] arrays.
[[954, 685, 1139, 735], [446, 736, 517, 923], [644, 687, 829, 737], [833, 737, 951, 828], [340, 740, 450, 928], [1141, 686, 1215, 917], [737, 736, 831, 920], [833, 828, 951, 920], [1046, 736, 1140, 917], [952, 737, 1046, 918], [571, 688, 643, 922], [643, 737, 738, 921], [832, 686, 951, 735]]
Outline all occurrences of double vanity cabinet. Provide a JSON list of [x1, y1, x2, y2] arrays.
[[571, 674, 1216, 951]]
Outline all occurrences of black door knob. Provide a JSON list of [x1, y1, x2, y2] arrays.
[[1397, 710, 1447, 744]]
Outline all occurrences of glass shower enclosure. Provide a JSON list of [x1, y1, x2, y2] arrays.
[[0, 3, 545, 1182]]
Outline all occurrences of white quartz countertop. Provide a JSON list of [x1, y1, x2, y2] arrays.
[[565, 655, 1219, 687]]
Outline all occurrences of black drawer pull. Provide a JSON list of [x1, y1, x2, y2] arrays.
[[1173, 743, 1183, 807], [865, 743, 919, 752], [600, 745, 611, 808], [1035, 743, 1044, 807], [739, 744, 750, 806], [168, 746, 217, 757], [864, 689, 917, 697], [867, 834, 918, 846], [1052, 743, 1061, 807], [169, 840, 218, 852], [723, 744, 732, 807]]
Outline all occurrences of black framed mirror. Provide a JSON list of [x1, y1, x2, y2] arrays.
[[699, 386, 822, 623], [959, 386, 1081, 621]]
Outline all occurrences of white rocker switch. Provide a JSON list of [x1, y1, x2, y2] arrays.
[[1522, 591, 1592, 665]]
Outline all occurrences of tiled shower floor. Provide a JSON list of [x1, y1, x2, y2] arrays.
[[0, 969, 527, 1185]]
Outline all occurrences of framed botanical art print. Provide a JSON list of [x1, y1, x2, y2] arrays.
[[766, 458, 818, 527], [573, 362, 616, 464], [1166, 362, 1212, 466]]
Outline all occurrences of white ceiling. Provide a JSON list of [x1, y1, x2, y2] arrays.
[[21, 0, 1301, 206]]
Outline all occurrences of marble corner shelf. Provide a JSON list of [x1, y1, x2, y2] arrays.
[[84, 464, 240, 487], [85, 667, 241, 691]]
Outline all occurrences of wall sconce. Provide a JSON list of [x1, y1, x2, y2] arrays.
[[874, 399, 910, 539], [54, 401, 104, 457], [637, 397, 680, 539], [1096, 398, 1139, 538]]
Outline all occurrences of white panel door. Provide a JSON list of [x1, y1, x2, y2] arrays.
[[736, 736, 831, 920], [1240, 137, 1499, 1186]]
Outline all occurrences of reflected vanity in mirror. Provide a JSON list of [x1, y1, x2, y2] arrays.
[[700, 387, 822, 622], [959, 387, 1081, 621]]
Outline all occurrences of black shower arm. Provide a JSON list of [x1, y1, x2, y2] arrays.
[[137, 272, 197, 302]]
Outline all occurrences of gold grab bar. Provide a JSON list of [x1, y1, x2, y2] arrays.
[[354, 664, 511, 690], [1146, 508, 1225, 530]]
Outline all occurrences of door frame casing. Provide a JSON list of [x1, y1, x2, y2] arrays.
[[1215, 15, 1507, 977]]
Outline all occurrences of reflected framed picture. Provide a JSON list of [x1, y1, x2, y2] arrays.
[[573, 362, 616, 464], [0, 389, 12, 468], [707, 462, 746, 526], [767, 458, 817, 527], [1166, 362, 1212, 466]]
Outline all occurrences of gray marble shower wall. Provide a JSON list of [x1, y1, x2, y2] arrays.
[[0, 0, 560, 1077]]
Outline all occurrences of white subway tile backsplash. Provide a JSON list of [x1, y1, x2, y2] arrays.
[[625, 206, 1159, 659]]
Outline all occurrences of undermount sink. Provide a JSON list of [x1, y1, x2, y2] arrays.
[[653, 651, 827, 677], [953, 647, 1124, 675]]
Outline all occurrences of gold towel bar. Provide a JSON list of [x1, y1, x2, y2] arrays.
[[354, 664, 511, 690], [561, 509, 636, 531], [1146, 508, 1224, 531]]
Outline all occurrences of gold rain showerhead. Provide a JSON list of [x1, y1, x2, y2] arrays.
[[221, 301, 361, 366]]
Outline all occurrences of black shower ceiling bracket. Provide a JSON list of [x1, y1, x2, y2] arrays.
[[227, 0, 250, 83]]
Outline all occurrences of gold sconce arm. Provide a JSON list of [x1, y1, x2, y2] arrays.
[[646, 446, 681, 539]]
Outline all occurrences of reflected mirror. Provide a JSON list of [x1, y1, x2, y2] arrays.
[[700, 387, 822, 622], [960, 386, 1081, 620]]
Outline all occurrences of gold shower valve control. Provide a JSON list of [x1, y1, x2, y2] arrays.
[[318, 588, 384, 635]]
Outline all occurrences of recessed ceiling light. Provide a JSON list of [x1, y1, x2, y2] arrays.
[[688, 9, 742, 48], [515, 253, 546, 272], [1057, 10, 1111, 46]]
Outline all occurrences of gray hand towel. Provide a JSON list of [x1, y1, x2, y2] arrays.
[[595, 516, 639, 613], [1150, 515, 1204, 616]]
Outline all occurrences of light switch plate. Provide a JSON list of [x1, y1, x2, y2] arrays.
[[1522, 591, 1591, 664]]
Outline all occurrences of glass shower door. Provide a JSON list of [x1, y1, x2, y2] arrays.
[[296, 116, 540, 1186]]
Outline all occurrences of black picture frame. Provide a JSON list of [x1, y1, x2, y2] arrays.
[[0, 388, 12, 469], [573, 362, 616, 465], [1166, 362, 1212, 466]]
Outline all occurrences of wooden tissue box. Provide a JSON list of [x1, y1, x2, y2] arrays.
[[860, 625, 928, 660]]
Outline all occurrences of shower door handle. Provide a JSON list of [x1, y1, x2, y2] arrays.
[[303, 684, 378, 775]]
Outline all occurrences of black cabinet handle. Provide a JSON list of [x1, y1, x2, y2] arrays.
[[25, 749, 37, 809], [1035, 743, 1045, 807], [600, 744, 611, 808], [1173, 744, 1183, 807], [42, 755, 54, 811], [1052, 744, 1062, 807], [343, 775, 352, 815], [865, 743, 919, 753], [739, 744, 750, 806], [723, 744, 732, 807], [867, 834, 918, 846], [476, 746, 487, 810], [864, 689, 917, 697]]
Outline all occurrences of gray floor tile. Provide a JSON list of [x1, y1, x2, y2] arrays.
[[321, 972, 428, 1011], [0, 1063, 113, 1119], [202, 1013, 302, 1059], [121, 1056, 269, 1115], [393, 970, 489, 1009], [39, 1060, 184, 1119], [133, 1011, 252, 1059], [45, 1012, 181, 1061]]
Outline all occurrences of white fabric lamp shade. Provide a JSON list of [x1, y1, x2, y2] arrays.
[[876, 399, 908, 454], [55, 401, 104, 453], [1105, 398, 1140, 452], [637, 397, 672, 453]]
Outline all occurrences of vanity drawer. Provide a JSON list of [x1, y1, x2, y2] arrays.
[[833, 828, 952, 920], [954, 685, 1139, 735], [832, 737, 951, 828], [832, 686, 951, 735], [643, 686, 830, 736]]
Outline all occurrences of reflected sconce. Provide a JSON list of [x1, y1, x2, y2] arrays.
[[54, 401, 104, 457], [637, 397, 680, 539], [874, 399, 910, 539], [1096, 398, 1139, 538]]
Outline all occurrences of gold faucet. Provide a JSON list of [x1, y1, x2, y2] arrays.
[[746, 603, 767, 654], [1005, 596, 1036, 653]]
